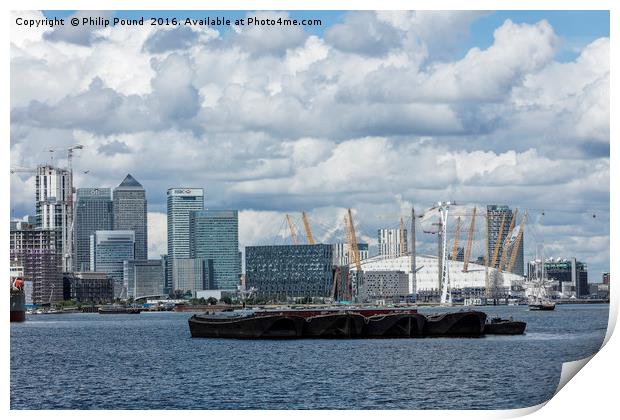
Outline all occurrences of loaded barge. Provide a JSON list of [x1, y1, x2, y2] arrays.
[[188, 307, 524, 339]]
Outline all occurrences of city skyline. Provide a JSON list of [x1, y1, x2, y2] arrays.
[[10, 10, 610, 277]]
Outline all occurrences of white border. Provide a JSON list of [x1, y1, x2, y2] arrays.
[[2, 1, 616, 419]]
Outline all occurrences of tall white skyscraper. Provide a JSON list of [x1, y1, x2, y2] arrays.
[[35, 165, 73, 271], [167, 188, 204, 293]]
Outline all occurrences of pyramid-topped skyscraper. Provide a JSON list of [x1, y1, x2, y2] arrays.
[[113, 174, 148, 261]]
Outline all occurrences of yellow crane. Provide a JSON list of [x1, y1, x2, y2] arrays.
[[498, 210, 518, 272], [285, 214, 299, 245], [347, 209, 362, 273], [451, 216, 461, 261], [507, 211, 527, 273], [302, 212, 315, 245], [489, 214, 506, 269], [462, 207, 476, 272]]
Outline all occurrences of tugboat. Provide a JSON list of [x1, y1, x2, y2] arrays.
[[484, 317, 527, 335], [10, 277, 26, 323]]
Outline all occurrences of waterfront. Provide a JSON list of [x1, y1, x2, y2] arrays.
[[10, 304, 608, 410]]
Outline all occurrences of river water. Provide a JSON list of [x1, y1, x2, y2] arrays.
[[10, 304, 609, 410]]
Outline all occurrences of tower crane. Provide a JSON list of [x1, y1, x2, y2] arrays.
[[285, 214, 299, 245], [399, 217, 406, 256], [301, 212, 315, 245]]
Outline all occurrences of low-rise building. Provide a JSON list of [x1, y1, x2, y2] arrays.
[[245, 244, 334, 300], [123, 259, 165, 299], [358, 270, 409, 302], [64, 272, 114, 303]]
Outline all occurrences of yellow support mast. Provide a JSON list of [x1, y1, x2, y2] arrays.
[[302, 212, 315, 245], [285, 214, 299, 245], [498, 210, 518, 272], [462, 207, 476, 272], [507, 211, 527, 273], [451, 216, 461, 261], [347, 209, 362, 273]]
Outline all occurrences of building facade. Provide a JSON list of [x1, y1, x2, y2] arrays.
[[332, 243, 369, 266], [171, 258, 205, 295], [64, 272, 114, 303], [123, 259, 165, 299], [90, 230, 135, 298], [113, 174, 148, 261], [74, 188, 113, 272], [10, 224, 63, 305], [35, 165, 73, 271], [167, 188, 204, 293], [529, 258, 589, 298], [359, 270, 409, 301], [378, 228, 408, 258], [245, 244, 334, 300], [189, 210, 241, 290], [486, 205, 524, 276]]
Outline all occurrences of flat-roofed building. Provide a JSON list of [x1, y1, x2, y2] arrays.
[[245, 244, 333, 300]]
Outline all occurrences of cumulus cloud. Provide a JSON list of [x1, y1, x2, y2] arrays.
[[10, 11, 610, 276]]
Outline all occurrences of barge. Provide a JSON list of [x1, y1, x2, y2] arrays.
[[188, 307, 507, 339]]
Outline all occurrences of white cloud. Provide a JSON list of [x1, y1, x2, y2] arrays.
[[9, 11, 610, 276]]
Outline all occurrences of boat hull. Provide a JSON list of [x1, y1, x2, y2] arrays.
[[364, 313, 427, 338], [528, 303, 555, 311], [424, 311, 487, 337], [303, 313, 366, 338], [189, 314, 306, 339], [10, 290, 26, 323]]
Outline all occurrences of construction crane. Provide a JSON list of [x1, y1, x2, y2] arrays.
[[462, 207, 476, 272], [498, 209, 518, 272], [301, 212, 315, 245], [285, 214, 299, 245], [507, 211, 527, 273], [451, 216, 461, 261], [489, 213, 506, 269]]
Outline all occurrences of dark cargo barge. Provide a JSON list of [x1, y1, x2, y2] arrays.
[[188, 307, 516, 339]]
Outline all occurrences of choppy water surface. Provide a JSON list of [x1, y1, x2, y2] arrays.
[[10, 304, 608, 410]]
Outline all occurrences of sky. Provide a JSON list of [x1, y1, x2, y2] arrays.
[[10, 10, 610, 278]]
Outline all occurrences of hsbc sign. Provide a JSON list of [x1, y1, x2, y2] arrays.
[[169, 188, 203, 196]]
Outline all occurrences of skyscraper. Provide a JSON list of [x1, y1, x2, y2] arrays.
[[10, 223, 63, 304], [35, 165, 73, 271], [90, 230, 135, 298], [189, 210, 241, 290], [486, 205, 524, 276], [167, 188, 204, 293], [113, 174, 147, 261], [378, 228, 408, 258], [74, 188, 112, 271]]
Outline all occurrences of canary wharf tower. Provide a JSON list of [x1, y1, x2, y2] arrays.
[[113, 174, 148, 261]]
